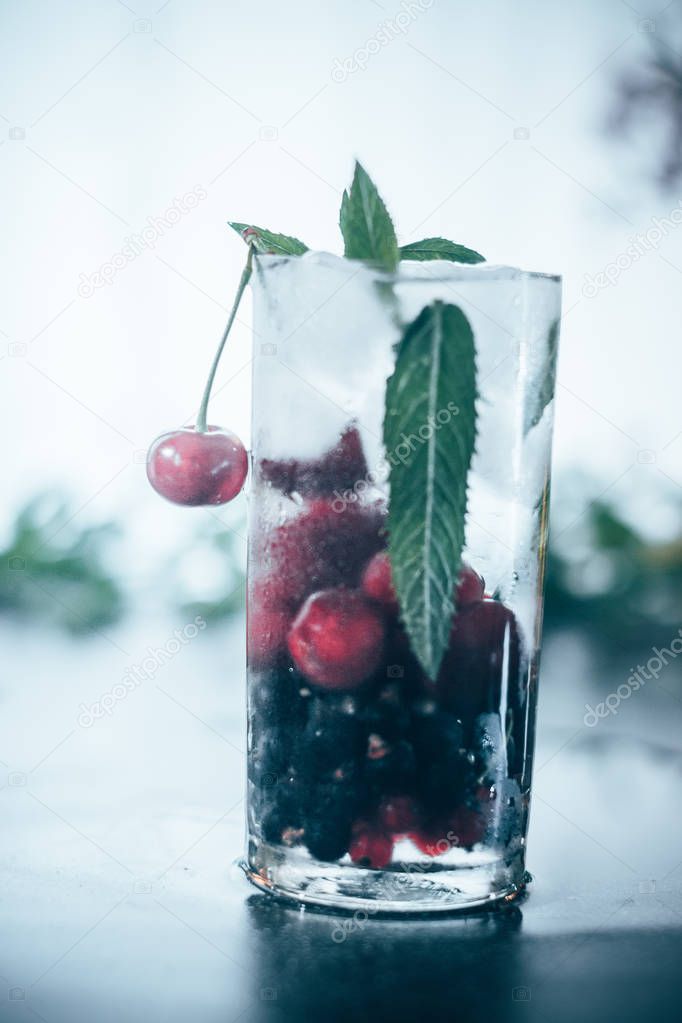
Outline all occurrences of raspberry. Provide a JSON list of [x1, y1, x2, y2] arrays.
[[287, 587, 386, 690], [408, 825, 454, 858], [259, 500, 385, 611], [377, 795, 421, 836], [447, 805, 487, 849], [349, 823, 393, 868], [409, 806, 486, 855]]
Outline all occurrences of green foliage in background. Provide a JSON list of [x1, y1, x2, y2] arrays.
[[545, 499, 682, 648], [0, 496, 124, 633], [2, 488, 679, 655], [179, 522, 246, 623]]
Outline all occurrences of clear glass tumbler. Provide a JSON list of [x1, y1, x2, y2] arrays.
[[243, 253, 561, 912]]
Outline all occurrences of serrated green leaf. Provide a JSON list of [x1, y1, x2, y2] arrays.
[[384, 301, 478, 679], [523, 318, 560, 433], [339, 162, 399, 270], [228, 222, 308, 256], [339, 189, 350, 239], [400, 237, 485, 264]]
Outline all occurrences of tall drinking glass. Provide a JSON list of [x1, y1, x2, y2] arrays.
[[243, 253, 561, 912]]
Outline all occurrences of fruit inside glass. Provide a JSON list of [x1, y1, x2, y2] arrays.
[[243, 253, 561, 912]]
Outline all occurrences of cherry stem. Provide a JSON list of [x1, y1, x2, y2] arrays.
[[196, 244, 254, 433]]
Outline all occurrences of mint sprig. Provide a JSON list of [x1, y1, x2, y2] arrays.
[[400, 237, 485, 264], [384, 302, 478, 679], [230, 166, 487, 268], [228, 222, 308, 256], [339, 162, 399, 270], [230, 164, 486, 677]]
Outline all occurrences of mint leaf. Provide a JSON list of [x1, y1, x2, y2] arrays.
[[384, 301, 478, 679], [523, 318, 559, 433], [400, 237, 485, 264], [228, 222, 308, 256], [339, 161, 399, 270]]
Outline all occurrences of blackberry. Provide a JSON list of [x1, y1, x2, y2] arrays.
[[302, 778, 359, 862], [250, 667, 311, 735], [360, 682, 411, 742], [411, 709, 471, 814], [296, 694, 366, 780], [250, 731, 289, 790], [259, 775, 304, 845], [363, 736, 416, 798], [304, 816, 352, 862]]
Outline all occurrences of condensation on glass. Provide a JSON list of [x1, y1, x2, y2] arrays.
[[242, 254, 561, 912]]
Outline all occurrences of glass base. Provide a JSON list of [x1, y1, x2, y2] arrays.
[[242, 840, 529, 914]]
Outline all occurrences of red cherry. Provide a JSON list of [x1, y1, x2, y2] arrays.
[[361, 551, 399, 613], [349, 824, 393, 868], [437, 600, 520, 717], [260, 425, 368, 498], [260, 500, 385, 610], [146, 427, 247, 506], [455, 564, 485, 608], [377, 795, 421, 836], [361, 555, 483, 616], [287, 587, 386, 690]]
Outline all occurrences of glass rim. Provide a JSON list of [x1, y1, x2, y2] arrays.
[[253, 252, 562, 285]]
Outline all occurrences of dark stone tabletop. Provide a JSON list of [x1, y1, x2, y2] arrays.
[[2, 620, 681, 1022]]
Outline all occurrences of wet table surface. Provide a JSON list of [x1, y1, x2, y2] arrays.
[[1, 618, 681, 1022]]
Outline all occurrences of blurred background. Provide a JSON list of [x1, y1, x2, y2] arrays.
[[2, 0, 681, 645], [2, 1, 682, 1020]]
